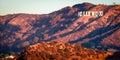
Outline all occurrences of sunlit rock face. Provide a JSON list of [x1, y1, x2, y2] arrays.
[[15, 42, 119, 60]]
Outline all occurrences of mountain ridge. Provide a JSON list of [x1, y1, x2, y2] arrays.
[[0, 2, 120, 54]]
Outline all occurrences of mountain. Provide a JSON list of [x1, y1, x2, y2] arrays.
[[0, 2, 120, 54], [14, 41, 120, 60]]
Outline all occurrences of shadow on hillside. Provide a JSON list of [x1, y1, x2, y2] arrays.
[[45, 19, 78, 42], [46, 14, 78, 36], [69, 23, 120, 45], [60, 17, 99, 37], [23, 16, 51, 37], [105, 52, 120, 60], [0, 19, 21, 54], [30, 13, 78, 42]]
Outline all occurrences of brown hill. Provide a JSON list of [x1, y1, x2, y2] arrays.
[[0, 3, 120, 54], [15, 41, 120, 60]]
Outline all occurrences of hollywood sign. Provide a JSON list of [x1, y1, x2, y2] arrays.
[[78, 11, 103, 17]]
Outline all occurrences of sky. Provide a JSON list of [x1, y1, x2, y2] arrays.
[[0, 0, 120, 15]]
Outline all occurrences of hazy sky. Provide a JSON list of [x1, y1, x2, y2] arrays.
[[0, 0, 120, 15]]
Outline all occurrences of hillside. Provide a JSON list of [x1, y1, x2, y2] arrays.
[[0, 2, 120, 54], [14, 41, 120, 60]]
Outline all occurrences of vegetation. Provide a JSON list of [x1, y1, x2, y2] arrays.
[[14, 41, 120, 60]]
